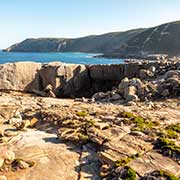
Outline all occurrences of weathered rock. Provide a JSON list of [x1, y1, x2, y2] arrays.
[[0, 91, 180, 179], [0, 157, 4, 168], [87, 127, 108, 145], [18, 160, 30, 169], [110, 93, 121, 101], [158, 77, 180, 97], [0, 127, 4, 137], [92, 92, 106, 100], [3, 150, 15, 164], [118, 77, 129, 94], [161, 89, 170, 97], [4, 130, 18, 137], [38, 63, 91, 97], [0, 62, 41, 91], [89, 65, 123, 81], [0, 175, 7, 180], [0, 61, 180, 100], [99, 134, 152, 166], [129, 78, 144, 96], [128, 151, 180, 177], [124, 86, 139, 102], [163, 70, 180, 80], [0, 105, 18, 123], [8, 111, 22, 125]]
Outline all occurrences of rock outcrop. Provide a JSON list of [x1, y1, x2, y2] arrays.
[[91, 61, 180, 103], [0, 62, 41, 91], [0, 62, 139, 97], [0, 61, 180, 101], [38, 62, 91, 97]]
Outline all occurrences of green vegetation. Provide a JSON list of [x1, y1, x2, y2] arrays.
[[76, 111, 88, 117], [60, 116, 95, 143], [156, 170, 179, 180], [158, 123, 180, 139], [168, 123, 180, 133], [4, 29, 143, 53], [14, 114, 21, 118], [77, 134, 89, 141], [118, 111, 137, 119], [124, 166, 136, 180], [118, 111, 159, 132], [159, 129, 178, 139], [115, 154, 140, 167], [158, 123, 180, 140], [115, 21, 180, 57], [155, 137, 180, 157]]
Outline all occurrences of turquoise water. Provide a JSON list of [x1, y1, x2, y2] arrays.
[[0, 51, 124, 64]]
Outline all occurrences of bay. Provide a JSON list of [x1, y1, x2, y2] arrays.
[[0, 51, 124, 64]]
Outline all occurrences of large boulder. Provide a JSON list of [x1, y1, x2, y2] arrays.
[[0, 62, 91, 97], [88, 64, 124, 81], [0, 62, 41, 92], [38, 62, 91, 97]]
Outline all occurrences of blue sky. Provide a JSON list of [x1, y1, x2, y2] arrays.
[[1, 0, 180, 48]]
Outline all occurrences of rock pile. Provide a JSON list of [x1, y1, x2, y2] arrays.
[[0, 61, 179, 99], [92, 69, 180, 104]]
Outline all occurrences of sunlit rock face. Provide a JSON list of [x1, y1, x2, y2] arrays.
[[0, 62, 41, 91], [0, 62, 140, 97], [0, 61, 180, 99]]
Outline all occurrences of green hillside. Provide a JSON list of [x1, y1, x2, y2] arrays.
[[3, 29, 144, 53], [114, 21, 180, 57], [4, 21, 180, 57]]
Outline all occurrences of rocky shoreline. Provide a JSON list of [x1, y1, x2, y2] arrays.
[[0, 61, 180, 180], [0, 60, 180, 99]]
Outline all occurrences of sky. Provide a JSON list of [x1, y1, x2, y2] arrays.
[[0, 0, 180, 49]]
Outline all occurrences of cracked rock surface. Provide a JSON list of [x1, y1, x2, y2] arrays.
[[0, 91, 180, 180]]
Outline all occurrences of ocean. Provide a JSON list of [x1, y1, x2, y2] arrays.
[[0, 51, 124, 64]]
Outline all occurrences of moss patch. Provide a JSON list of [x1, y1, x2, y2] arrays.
[[118, 111, 137, 119], [155, 170, 179, 180], [168, 123, 180, 133], [170, 123, 180, 133], [76, 111, 88, 117], [158, 123, 180, 139], [123, 166, 136, 180], [59, 118, 95, 143], [115, 154, 140, 167], [159, 129, 178, 139], [118, 111, 159, 132], [155, 137, 180, 159]]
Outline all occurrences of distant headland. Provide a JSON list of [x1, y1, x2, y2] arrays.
[[3, 21, 180, 59]]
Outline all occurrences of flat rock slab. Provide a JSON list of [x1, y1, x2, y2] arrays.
[[3, 129, 80, 180], [128, 151, 180, 177], [98, 134, 153, 165], [99, 134, 153, 166]]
